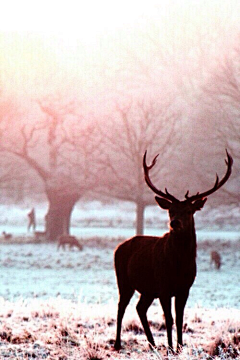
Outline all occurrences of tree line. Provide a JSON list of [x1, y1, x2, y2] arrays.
[[0, 28, 239, 240], [0, 92, 238, 241]]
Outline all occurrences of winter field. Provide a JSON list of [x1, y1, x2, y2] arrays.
[[0, 202, 239, 359]]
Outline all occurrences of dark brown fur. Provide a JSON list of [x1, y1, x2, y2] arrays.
[[114, 199, 204, 352], [114, 150, 232, 352]]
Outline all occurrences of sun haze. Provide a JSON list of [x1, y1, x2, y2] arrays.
[[0, 0, 157, 39], [0, 0, 159, 96], [0, 0, 240, 103]]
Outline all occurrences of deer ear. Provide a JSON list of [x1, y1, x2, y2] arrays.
[[155, 196, 172, 210], [192, 198, 207, 212]]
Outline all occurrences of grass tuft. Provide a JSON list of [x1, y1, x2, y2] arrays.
[[0, 298, 239, 359]]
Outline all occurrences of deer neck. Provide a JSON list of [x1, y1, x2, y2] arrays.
[[169, 221, 197, 257]]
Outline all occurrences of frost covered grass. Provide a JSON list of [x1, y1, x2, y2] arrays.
[[0, 237, 239, 359], [0, 297, 239, 359], [0, 202, 238, 358], [0, 238, 239, 307]]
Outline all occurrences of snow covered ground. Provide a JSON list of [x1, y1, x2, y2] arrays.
[[0, 200, 239, 234], [0, 201, 238, 309], [0, 202, 239, 359], [0, 239, 239, 309]]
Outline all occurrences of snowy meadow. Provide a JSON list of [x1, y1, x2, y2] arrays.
[[0, 202, 239, 359]]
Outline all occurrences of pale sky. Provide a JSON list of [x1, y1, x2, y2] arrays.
[[0, 0, 240, 104]]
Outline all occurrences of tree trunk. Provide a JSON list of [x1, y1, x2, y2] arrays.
[[136, 201, 145, 235], [45, 190, 79, 241]]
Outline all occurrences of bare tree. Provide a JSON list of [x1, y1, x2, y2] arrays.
[[0, 96, 35, 202], [0, 95, 103, 240], [200, 39, 240, 203], [0, 155, 26, 201], [99, 99, 179, 235]]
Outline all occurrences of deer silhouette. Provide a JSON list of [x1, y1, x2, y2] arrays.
[[211, 250, 221, 269], [2, 231, 12, 240], [57, 235, 83, 251], [114, 150, 233, 352]]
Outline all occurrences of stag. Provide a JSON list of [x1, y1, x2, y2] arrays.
[[114, 150, 233, 352]]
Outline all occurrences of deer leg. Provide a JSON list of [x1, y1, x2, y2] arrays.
[[159, 296, 173, 350], [175, 290, 189, 352], [136, 295, 155, 348], [114, 290, 134, 350]]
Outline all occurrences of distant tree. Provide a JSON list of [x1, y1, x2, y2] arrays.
[[0, 95, 31, 201], [0, 95, 103, 240], [0, 156, 24, 199], [99, 99, 179, 235]]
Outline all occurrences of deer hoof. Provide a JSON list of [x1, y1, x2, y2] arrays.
[[113, 342, 121, 351]]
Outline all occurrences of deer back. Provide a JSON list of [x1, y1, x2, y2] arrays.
[[115, 233, 196, 297]]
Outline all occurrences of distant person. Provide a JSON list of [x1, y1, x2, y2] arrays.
[[27, 208, 36, 232]]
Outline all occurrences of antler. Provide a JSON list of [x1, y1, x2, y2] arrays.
[[185, 149, 233, 202], [143, 151, 179, 203]]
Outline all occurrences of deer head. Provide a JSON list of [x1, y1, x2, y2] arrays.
[[143, 150, 233, 232]]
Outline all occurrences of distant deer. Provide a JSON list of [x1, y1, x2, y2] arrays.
[[57, 235, 83, 251], [114, 150, 233, 352], [34, 231, 46, 241], [2, 231, 12, 240], [211, 251, 221, 269]]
